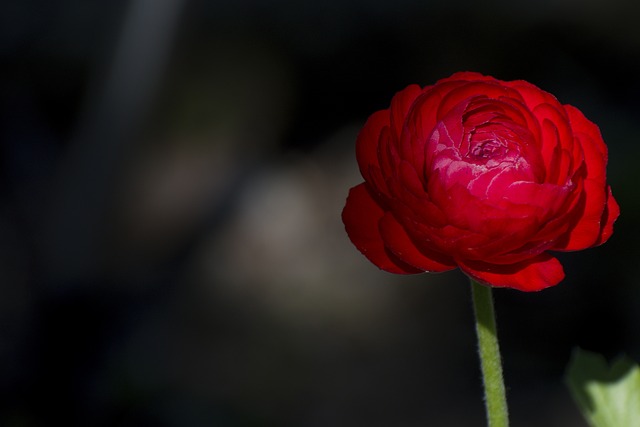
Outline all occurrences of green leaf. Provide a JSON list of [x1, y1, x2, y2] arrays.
[[565, 348, 640, 427]]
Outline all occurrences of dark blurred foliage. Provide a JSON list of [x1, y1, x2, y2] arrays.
[[1, 0, 639, 426]]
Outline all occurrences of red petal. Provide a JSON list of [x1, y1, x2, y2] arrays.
[[496, 95, 542, 144], [436, 82, 522, 121], [533, 104, 575, 177], [553, 106, 613, 250], [541, 120, 571, 184], [356, 110, 389, 184], [342, 184, 421, 274], [505, 79, 561, 112], [554, 180, 605, 250], [565, 105, 607, 158], [459, 253, 565, 291], [377, 125, 396, 180], [379, 212, 456, 272], [567, 107, 606, 182], [503, 181, 570, 216], [436, 71, 498, 83], [594, 186, 620, 246], [390, 84, 423, 142], [406, 85, 459, 174]]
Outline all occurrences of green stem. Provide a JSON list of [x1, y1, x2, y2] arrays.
[[471, 279, 509, 427]]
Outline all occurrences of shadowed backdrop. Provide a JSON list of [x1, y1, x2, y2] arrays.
[[1, 0, 639, 425]]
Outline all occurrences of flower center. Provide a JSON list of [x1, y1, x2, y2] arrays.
[[465, 124, 523, 169], [426, 97, 546, 187], [470, 139, 507, 160]]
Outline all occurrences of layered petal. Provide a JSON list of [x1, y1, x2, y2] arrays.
[[342, 184, 421, 274], [379, 212, 456, 272], [553, 105, 618, 250], [390, 84, 423, 142], [504, 79, 562, 112]]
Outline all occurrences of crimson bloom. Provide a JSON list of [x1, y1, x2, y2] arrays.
[[342, 72, 619, 291]]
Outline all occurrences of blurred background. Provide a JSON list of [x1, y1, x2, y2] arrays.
[[1, 0, 639, 425]]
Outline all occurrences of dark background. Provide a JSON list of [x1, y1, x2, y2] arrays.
[[1, 0, 639, 425]]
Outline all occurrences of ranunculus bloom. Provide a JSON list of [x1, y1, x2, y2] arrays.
[[342, 72, 619, 291]]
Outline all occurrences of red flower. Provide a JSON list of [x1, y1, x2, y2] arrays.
[[342, 72, 619, 291]]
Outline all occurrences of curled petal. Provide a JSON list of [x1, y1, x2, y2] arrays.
[[342, 184, 421, 274], [594, 186, 620, 246], [459, 254, 565, 292]]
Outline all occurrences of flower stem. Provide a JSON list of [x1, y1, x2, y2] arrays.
[[471, 279, 509, 427]]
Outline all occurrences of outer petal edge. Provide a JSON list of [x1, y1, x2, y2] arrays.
[[458, 253, 565, 292], [379, 212, 456, 272], [342, 184, 421, 274]]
